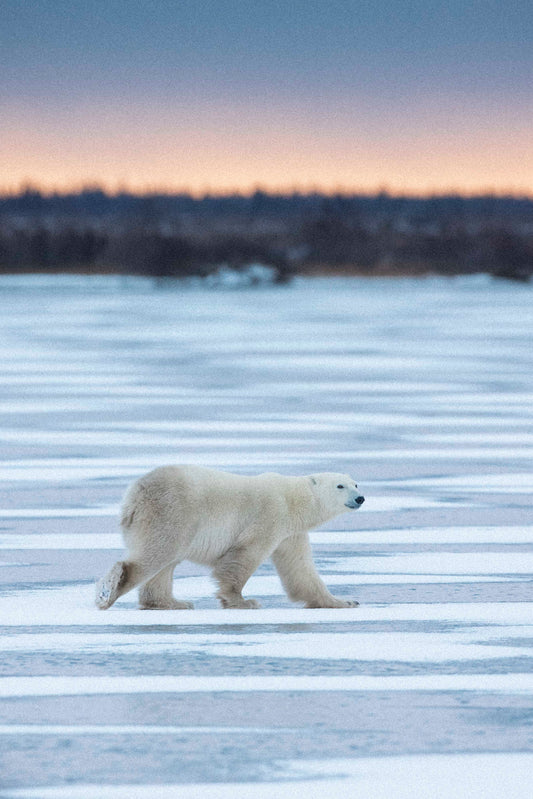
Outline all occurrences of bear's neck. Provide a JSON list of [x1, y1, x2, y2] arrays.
[[287, 479, 328, 534]]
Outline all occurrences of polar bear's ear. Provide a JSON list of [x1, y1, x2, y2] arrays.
[[310, 476, 317, 485]]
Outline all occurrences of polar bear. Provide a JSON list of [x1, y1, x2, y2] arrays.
[[95, 465, 365, 610]]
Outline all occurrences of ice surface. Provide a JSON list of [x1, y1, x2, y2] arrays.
[[0, 274, 532, 795], [4, 754, 533, 799], [1, 629, 531, 663], [2, 673, 533, 698]]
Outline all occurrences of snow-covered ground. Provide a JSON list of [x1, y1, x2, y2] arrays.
[[0, 274, 532, 797]]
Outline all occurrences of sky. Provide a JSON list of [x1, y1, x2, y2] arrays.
[[1, 0, 532, 196]]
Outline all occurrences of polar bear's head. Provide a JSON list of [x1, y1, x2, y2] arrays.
[[309, 473, 365, 515]]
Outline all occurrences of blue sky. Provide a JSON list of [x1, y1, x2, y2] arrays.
[[2, 0, 532, 194]]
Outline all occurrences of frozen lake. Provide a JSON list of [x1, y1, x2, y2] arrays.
[[0, 274, 532, 797]]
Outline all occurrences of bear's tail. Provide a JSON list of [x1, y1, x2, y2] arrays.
[[120, 480, 145, 529], [120, 506, 135, 528]]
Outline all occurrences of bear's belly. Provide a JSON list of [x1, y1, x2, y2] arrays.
[[185, 522, 243, 565]]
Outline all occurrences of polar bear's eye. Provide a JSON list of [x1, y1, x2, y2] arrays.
[[337, 484, 344, 489]]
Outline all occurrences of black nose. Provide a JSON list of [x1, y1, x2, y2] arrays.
[[356, 496, 365, 505]]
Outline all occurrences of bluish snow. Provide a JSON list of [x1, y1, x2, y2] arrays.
[[0, 274, 532, 797]]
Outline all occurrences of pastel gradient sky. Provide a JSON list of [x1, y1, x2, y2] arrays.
[[2, 0, 532, 195]]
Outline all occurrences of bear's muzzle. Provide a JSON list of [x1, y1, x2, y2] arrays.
[[345, 495, 365, 509]]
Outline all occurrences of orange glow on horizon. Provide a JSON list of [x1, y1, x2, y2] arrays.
[[2, 101, 532, 198]]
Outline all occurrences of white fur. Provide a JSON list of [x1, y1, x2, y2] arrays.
[[95, 465, 364, 610]]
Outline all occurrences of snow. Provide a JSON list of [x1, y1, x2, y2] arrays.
[[2, 584, 533, 625], [0, 274, 532, 795], [0, 725, 293, 736], [2, 673, 533, 697], [0, 629, 531, 663], [4, 754, 533, 799]]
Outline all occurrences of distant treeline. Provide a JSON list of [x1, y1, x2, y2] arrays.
[[1, 188, 532, 281]]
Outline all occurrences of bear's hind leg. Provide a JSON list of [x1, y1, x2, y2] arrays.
[[138, 560, 193, 609], [95, 556, 175, 610], [95, 560, 139, 609], [212, 545, 263, 609]]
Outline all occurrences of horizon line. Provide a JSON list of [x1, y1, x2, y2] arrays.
[[2, 183, 533, 202]]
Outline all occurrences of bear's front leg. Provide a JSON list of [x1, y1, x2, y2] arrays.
[[212, 545, 264, 609], [271, 533, 359, 608]]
